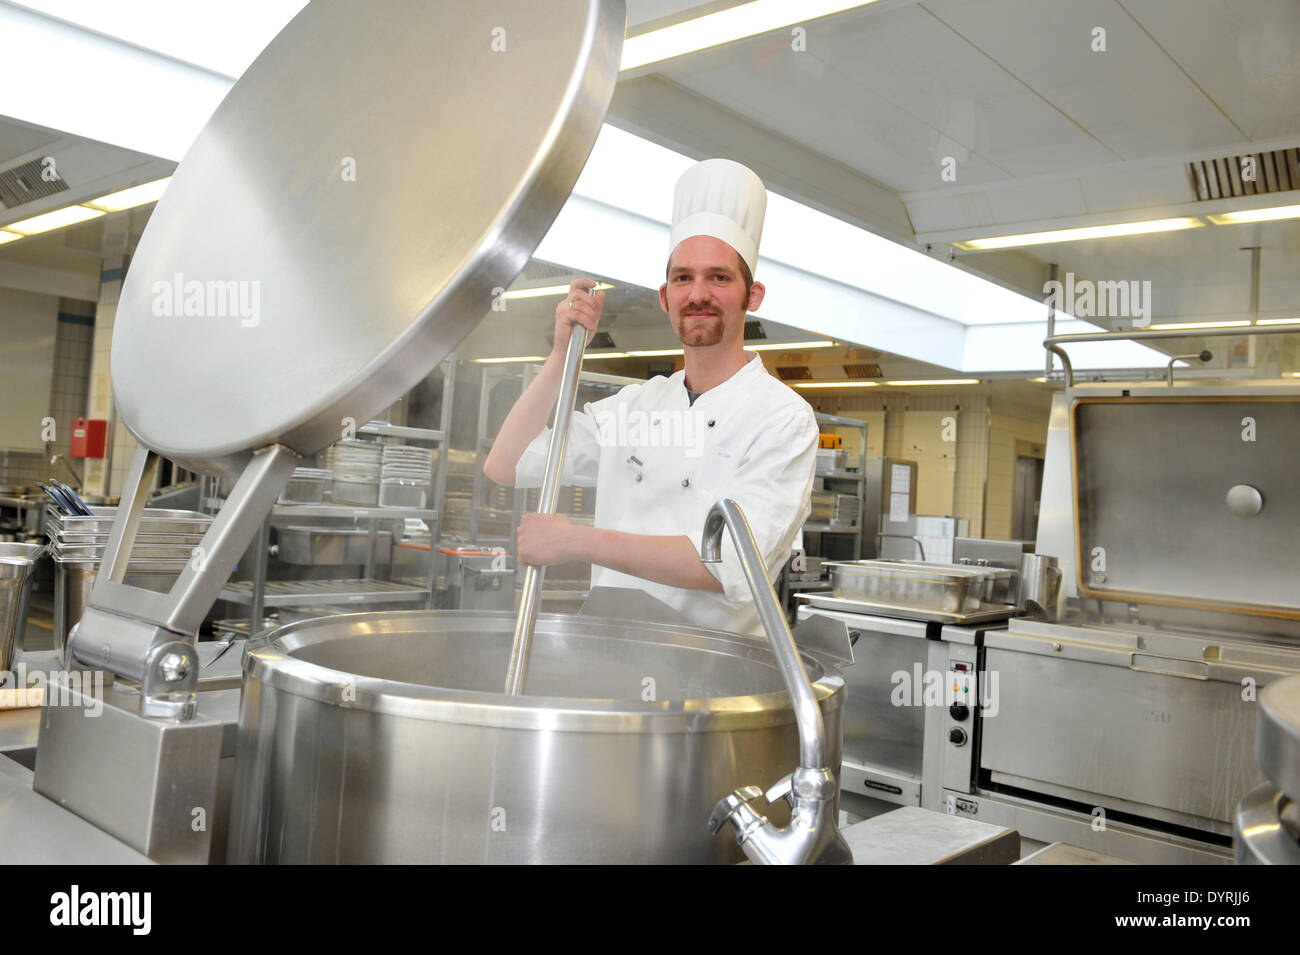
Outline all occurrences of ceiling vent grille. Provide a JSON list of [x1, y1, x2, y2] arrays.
[[743, 321, 767, 340], [0, 158, 70, 209], [775, 366, 812, 381], [1186, 148, 1299, 200], [843, 363, 882, 379]]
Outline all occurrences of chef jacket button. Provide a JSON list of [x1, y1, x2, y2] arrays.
[[681, 477, 690, 488], [707, 419, 716, 428], [635, 474, 643, 483]]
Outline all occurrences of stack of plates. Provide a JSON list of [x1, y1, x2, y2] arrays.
[[325, 439, 382, 506], [379, 445, 433, 509]]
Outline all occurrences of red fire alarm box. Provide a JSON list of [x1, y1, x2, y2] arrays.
[[70, 418, 108, 458]]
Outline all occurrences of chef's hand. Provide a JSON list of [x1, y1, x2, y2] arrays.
[[516, 512, 584, 566], [552, 278, 605, 357]]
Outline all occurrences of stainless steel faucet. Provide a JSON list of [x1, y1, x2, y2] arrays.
[[700, 498, 853, 865]]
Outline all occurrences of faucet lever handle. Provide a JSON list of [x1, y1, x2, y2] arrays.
[[708, 785, 764, 835], [765, 772, 796, 808]]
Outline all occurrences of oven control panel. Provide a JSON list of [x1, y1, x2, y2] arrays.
[[941, 644, 981, 792]]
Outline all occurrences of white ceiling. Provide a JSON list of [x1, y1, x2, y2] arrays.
[[2, 0, 1297, 379], [610, 0, 1300, 364]]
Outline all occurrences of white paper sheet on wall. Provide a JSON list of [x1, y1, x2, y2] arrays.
[[890, 463, 911, 493], [888, 491, 910, 523]]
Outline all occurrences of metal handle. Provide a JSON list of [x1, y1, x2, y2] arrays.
[[503, 322, 589, 695], [1166, 350, 1212, 387], [877, 532, 926, 561], [707, 785, 765, 835], [764, 772, 796, 808], [1044, 325, 1299, 388]]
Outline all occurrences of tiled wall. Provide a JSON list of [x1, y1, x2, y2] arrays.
[[985, 410, 1049, 541], [47, 299, 96, 459], [0, 286, 58, 451], [84, 214, 142, 498], [809, 390, 990, 537], [983, 386, 1055, 540]]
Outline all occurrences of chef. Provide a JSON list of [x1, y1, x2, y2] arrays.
[[483, 159, 819, 635]]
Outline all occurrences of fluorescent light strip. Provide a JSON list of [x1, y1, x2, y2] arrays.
[[555, 126, 1086, 330], [83, 177, 170, 211], [885, 379, 981, 386], [1, 177, 172, 243], [473, 355, 547, 364], [1208, 204, 1300, 226], [4, 205, 104, 235], [6, 0, 307, 79], [1147, 320, 1251, 330], [502, 282, 613, 300], [582, 352, 628, 359], [955, 217, 1204, 251], [0, 231, 22, 244], [1256, 319, 1300, 326], [626, 348, 684, 357], [622, 0, 882, 71], [749, 340, 836, 351], [621, 342, 834, 357], [794, 381, 879, 389]]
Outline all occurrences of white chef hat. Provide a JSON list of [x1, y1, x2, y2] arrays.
[[668, 159, 767, 275]]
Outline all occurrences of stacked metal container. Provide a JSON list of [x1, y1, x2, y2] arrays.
[[378, 445, 433, 508], [322, 440, 382, 505], [45, 506, 213, 650]]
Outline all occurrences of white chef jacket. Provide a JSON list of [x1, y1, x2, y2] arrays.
[[514, 352, 818, 635]]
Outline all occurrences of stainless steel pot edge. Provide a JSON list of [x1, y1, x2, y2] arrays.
[[239, 610, 844, 733]]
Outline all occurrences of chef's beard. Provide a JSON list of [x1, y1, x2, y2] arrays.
[[674, 310, 725, 347]]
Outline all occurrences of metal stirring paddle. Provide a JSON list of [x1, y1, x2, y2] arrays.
[[503, 315, 590, 695]]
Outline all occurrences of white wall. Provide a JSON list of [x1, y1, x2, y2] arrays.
[[0, 287, 59, 448]]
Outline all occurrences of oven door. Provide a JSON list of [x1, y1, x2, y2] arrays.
[[797, 606, 932, 806], [978, 622, 1297, 836]]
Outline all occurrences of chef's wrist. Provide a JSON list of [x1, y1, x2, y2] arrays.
[[580, 523, 617, 566], [566, 521, 596, 564]]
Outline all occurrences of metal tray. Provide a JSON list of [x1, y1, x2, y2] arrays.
[[50, 543, 200, 561], [801, 592, 1020, 625], [46, 507, 212, 537], [48, 531, 207, 547], [826, 560, 1014, 615]]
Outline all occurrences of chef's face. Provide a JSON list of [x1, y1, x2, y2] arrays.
[[660, 236, 765, 349]]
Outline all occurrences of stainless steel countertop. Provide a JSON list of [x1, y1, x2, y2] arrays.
[[841, 807, 1020, 864], [0, 644, 245, 864], [0, 757, 152, 863], [1017, 841, 1134, 865], [0, 650, 63, 753]]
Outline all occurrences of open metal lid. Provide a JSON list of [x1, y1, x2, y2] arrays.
[[1071, 393, 1300, 619], [112, 0, 624, 474]]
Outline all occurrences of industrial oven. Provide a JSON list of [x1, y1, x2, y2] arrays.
[[930, 385, 1300, 863], [796, 543, 1029, 813]]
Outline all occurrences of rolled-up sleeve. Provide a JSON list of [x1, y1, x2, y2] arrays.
[[697, 406, 819, 604], [513, 397, 608, 489]]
